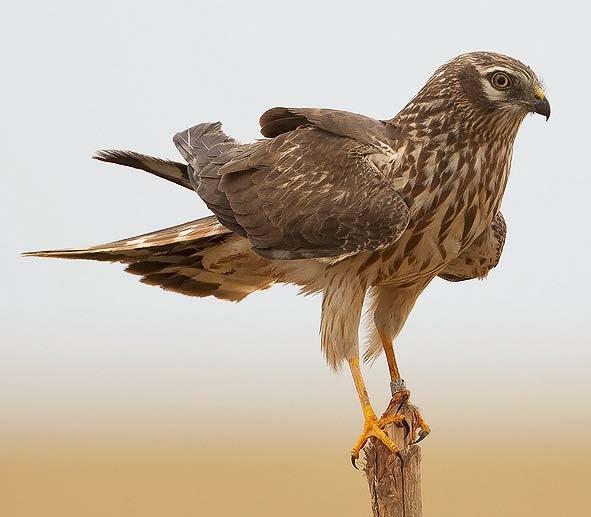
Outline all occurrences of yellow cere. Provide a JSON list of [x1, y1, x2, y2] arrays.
[[534, 86, 545, 100]]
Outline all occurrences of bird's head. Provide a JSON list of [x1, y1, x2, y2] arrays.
[[401, 52, 550, 133], [450, 51, 550, 121]]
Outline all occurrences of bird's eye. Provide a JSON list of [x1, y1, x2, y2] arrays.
[[491, 72, 511, 90]]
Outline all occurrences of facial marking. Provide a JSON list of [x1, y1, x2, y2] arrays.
[[480, 78, 510, 104], [473, 62, 537, 111]]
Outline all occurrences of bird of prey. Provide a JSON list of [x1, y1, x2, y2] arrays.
[[25, 51, 550, 462]]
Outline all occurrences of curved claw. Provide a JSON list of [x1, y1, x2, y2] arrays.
[[412, 428, 430, 445], [351, 455, 359, 469]]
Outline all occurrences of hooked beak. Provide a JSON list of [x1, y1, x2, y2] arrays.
[[532, 87, 551, 120]]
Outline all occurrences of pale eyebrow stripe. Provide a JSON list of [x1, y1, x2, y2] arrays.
[[480, 66, 514, 74], [480, 65, 533, 83]]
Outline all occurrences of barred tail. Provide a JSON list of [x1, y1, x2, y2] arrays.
[[24, 216, 273, 302]]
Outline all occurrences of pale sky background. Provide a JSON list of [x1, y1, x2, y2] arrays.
[[3, 1, 590, 441]]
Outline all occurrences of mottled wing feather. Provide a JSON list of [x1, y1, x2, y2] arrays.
[[175, 108, 409, 259], [221, 128, 408, 259], [438, 212, 507, 281]]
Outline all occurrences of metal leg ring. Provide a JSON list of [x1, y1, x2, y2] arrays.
[[390, 378, 406, 395]]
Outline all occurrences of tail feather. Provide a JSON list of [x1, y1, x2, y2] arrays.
[[23, 216, 272, 301], [93, 150, 192, 190], [23, 216, 229, 260], [24, 123, 276, 301], [173, 122, 237, 170]]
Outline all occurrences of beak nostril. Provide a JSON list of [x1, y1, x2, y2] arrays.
[[534, 87, 545, 101]]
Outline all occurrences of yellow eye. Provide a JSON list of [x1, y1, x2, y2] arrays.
[[491, 72, 511, 90]]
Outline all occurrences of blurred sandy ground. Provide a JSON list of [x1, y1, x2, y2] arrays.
[[2, 408, 590, 517], [3, 321, 589, 517]]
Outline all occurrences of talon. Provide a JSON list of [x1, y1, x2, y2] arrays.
[[347, 358, 402, 463], [411, 407, 431, 444], [382, 389, 432, 446], [351, 455, 359, 469], [413, 428, 430, 444], [351, 416, 400, 460]]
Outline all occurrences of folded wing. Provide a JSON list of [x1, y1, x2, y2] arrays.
[[175, 108, 409, 260], [438, 212, 507, 282]]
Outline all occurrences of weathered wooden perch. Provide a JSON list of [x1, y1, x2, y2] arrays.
[[362, 401, 423, 517]]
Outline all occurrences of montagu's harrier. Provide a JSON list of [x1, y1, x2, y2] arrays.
[[25, 52, 550, 462]]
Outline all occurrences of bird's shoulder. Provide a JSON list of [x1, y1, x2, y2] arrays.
[[259, 106, 399, 155]]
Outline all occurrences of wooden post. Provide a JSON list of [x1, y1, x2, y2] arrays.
[[362, 401, 423, 517]]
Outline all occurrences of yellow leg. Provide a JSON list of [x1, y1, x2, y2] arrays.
[[380, 335, 431, 443], [348, 357, 404, 462], [382, 335, 401, 383]]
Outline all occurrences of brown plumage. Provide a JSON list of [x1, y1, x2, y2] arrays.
[[25, 51, 549, 458]]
